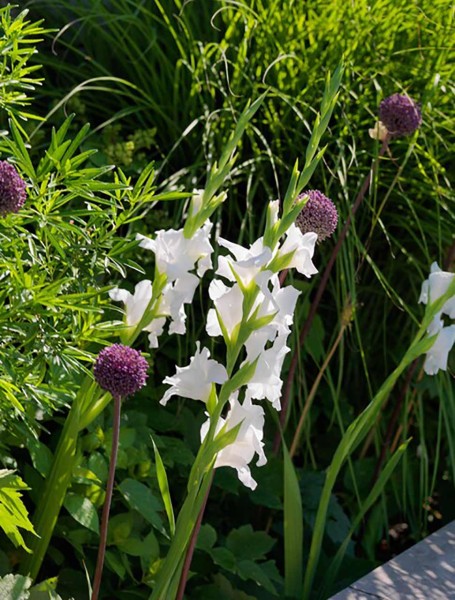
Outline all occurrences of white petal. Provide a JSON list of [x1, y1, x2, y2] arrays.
[[278, 225, 318, 277], [109, 287, 130, 303], [136, 233, 156, 252], [201, 395, 266, 490], [420, 262, 455, 318], [206, 282, 244, 339], [137, 223, 213, 281], [216, 237, 273, 286], [424, 325, 455, 375], [160, 342, 228, 405], [145, 317, 166, 348], [109, 280, 153, 327], [246, 335, 290, 409]]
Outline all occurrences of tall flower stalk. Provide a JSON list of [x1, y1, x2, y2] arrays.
[[150, 66, 344, 599], [90, 345, 148, 600]]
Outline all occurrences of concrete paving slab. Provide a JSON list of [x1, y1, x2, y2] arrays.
[[329, 521, 455, 599]]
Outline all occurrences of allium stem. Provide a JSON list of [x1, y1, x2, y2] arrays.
[[175, 472, 214, 600], [91, 394, 122, 600], [274, 137, 390, 455]]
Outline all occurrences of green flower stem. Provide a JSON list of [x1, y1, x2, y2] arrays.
[[150, 464, 214, 600], [21, 394, 82, 580], [91, 394, 122, 600], [20, 376, 109, 582]]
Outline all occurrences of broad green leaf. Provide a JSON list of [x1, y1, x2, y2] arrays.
[[64, 494, 99, 534], [196, 524, 217, 551], [226, 525, 275, 561], [237, 559, 279, 595], [26, 437, 53, 478], [118, 479, 165, 535]]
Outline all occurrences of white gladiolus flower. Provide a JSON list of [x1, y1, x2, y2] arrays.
[[276, 225, 318, 277], [419, 263, 455, 376], [160, 342, 228, 406], [423, 320, 455, 375], [161, 272, 200, 335], [200, 394, 266, 490], [109, 274, 200, 347], [419, 262, 455, 318], [206, 280, 244, 339], [259, 275, 300, 336], [216, 237, 273, 286], [109, 280, 153, 326], [137, 220, 213, 280], [245, 335, 290, 410], [109, 279, 165, 348], [243, 278, 300, 360]]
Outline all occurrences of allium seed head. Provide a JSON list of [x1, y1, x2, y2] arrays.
[[94, 344, 148, 398], [379, 93, 422, 138], [0, 161, 27, 216], [296, 190, 338, 242]]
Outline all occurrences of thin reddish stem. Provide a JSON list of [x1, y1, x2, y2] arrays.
[[91, 394, 122, 600], [175, 473, 214, 600]]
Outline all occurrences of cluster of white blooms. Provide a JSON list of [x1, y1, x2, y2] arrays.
[[419, 262, 455, 375], [161, 200, 319, 489], [110, 219, 213, 347]]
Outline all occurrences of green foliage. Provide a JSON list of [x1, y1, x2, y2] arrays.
[[0, 1, 453, 599], [0, 470, 36, 552], [0, 5, 48, 128]]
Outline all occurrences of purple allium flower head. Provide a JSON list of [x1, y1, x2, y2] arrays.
[[0, 161, 27, 216], [296, 190, 338, 241], [379, 93, 422, 137], [94, 344, 148, 398]]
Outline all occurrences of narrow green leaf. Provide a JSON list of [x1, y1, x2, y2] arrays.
[[283, 441, 303, 599], [320, 440, 410, 598], [152, 437, 175, 537]]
